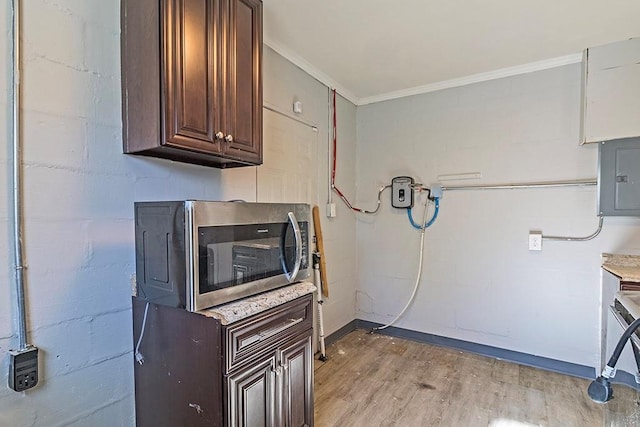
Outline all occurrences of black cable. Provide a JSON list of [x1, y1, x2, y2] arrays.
[[588, 316, 640, 403], [606, 317, 640, 369]]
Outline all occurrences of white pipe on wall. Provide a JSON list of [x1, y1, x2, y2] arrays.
[[441, 178, 597, 191]]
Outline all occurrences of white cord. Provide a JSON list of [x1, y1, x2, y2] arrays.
[[134, 302, 150, 364], [373, 199, 430, 331]]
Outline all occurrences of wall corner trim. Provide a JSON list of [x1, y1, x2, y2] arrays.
[[357, 53, 583, 105], [264, 37, 360, 106], [263, 39, 582, 107]]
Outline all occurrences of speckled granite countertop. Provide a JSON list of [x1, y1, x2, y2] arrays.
[[602, 253, 640, 282], [198, 282, 317, 325]]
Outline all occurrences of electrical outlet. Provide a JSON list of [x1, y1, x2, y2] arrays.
[[529, 231, 543, 251], [9, 346, 39, 392], [391, 176, 414, 208]]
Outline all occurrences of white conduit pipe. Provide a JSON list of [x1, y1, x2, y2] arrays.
[[441, 178, 597, 191], [262, 103, 318, 131], [442, 178, 598, 191], [11, 0, 29, 351], [543, 216, 604, 241], [442, 178, 603, 242]]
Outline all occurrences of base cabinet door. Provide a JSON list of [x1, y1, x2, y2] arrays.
[[227, 355, 277, 427], [223, 296, 314, 427], [279, 335, 313, 427]]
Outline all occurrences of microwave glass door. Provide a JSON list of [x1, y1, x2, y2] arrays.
[[197, 220, 308, 295]]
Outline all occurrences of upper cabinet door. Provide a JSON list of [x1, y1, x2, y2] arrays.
[[122, 0, 263, 167], [163, 0, 223, 154], [223, 0, 263, 163]]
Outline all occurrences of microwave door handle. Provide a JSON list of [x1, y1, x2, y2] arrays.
[[284, 211, 303, 282]]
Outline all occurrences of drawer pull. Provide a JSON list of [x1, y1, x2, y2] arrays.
[[239, 334, 262, 347], [238, 317, 304, 348]]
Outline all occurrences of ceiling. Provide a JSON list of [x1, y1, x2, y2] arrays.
[[263, 0, 640, 105]]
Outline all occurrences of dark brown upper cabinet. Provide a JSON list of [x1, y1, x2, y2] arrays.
[[122, 0, 263, 168]]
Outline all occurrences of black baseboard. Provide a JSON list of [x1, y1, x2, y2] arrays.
[[323, 319, 640, 391], [324, 320, 357, 347]]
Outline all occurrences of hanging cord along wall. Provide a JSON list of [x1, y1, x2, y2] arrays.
[[373, 195, 439, 332]]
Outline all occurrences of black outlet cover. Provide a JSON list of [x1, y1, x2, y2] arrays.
[[9, 346, 39, 392]]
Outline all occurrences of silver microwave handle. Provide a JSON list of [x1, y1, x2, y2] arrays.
[[283, 211, 303, 282]]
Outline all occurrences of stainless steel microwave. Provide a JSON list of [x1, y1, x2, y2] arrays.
[[134, 201, 310, 311]]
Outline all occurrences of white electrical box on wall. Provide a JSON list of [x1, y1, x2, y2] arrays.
[[581, 37, 640, 145]]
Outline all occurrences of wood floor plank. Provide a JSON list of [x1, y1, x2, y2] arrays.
[[314, 329, 640, 426]]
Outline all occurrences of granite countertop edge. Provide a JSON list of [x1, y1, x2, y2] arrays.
[[198, 282, 317, 325], [602, 253, 640, 282]]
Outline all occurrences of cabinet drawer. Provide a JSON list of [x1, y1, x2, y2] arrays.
[[224, 295, 312, 374]]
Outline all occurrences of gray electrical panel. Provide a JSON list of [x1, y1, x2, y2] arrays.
[[599, 137, 640, 216]]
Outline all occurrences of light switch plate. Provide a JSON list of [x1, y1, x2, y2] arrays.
[[326, 203, 336, 218]]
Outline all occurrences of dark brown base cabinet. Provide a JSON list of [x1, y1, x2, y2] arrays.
[[226, 334, 313, 427], [133, 295, 314, 426]]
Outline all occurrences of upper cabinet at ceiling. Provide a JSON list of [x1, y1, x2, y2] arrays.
[[121, 0, 263, 168], [580, 37, 640, 145]]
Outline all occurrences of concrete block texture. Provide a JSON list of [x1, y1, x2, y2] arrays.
[[355, 63, 640, 368], [0, 4, 358, 424]]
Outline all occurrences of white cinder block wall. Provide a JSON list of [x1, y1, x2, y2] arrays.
[[0, 2, 357, 426], [222, 46, 358, 337], [355, 64, 640, 369]]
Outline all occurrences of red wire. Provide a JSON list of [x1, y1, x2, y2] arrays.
[[331, 88, 363, 213], [331, 89, 337, 185]]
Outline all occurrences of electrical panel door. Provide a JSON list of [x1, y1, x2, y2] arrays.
[[599, 137, 640, 216]]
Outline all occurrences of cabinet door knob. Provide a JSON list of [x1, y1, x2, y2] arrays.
[[225, 134, 234, 143], [215, 131, 224, 140]]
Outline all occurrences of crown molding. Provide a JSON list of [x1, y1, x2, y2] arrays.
[[263, 37, 360, 106], [264, 38, 583, 107], [357, 53, 583, 105]]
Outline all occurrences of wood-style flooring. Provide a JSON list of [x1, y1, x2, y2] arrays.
[[314, 329, 640, 426]]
